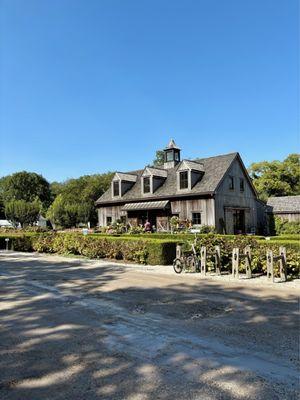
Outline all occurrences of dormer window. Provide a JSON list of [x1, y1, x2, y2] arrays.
[[113, 180, 120, 197], [177, 160, 204, 191], [179, 171, 189, 189], [143, 177, 151, 193], [141, 167, 167, 195], [111, 172, 137, 198]]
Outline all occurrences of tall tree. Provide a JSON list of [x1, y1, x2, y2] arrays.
[[152, 150, 164, 167], [5, 200, 40, 227], [48, 172, 114, 227], [248, 153, 300, 201], [0, 171, 51, 208]]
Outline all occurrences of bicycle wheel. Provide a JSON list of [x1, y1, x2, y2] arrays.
[[173, 258, 183, 274]]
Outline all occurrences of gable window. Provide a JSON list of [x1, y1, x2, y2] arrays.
[[113, 181, 120, 196], [179, 171, 189, 189], [240, 178, 244, 192], [143, 177, 151, 193], [229, 176, 234, 190], [192, 212, 201, 225]]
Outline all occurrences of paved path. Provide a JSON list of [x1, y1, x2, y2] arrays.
[[0, 252, 299, 400]]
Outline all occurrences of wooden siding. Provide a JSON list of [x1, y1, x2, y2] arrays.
[[274, 213, 300, 222], [171, 198, 215, 226], [98, 205, 126, 226], [214, 158, 258, 234]]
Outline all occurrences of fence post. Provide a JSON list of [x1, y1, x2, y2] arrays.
[[200, 246, 206, 275], [267, 249, 274, 281], [244, 245, 252, 279], [215, 245, 221, 275], [232, 248, 239, 279], [5, 238, 9, 251], [279, 246, 287, 282], [176, 244, 182, 259]]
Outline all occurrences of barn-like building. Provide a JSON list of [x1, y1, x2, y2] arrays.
[[96, 140, 263, 234]]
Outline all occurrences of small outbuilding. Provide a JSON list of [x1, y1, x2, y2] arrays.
[[267, 195, 300, 222]]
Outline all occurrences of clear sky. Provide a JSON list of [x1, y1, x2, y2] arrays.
[[0, 0, 299, 182]]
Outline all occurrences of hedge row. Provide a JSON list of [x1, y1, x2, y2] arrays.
[[0, 232, 299, 276], [0, 233, 176, 265], [182, 235, 300, 277]]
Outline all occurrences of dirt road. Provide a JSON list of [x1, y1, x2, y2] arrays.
[[0, 252, 299, 399]]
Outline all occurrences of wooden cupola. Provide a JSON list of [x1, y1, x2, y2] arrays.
[[163, 139, 181, 169]]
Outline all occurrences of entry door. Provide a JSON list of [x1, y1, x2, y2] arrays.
[[233, 210, 245, 234]]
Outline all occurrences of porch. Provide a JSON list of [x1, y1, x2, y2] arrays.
[[122, 200, 171, 231]]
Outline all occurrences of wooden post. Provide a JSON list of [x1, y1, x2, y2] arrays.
[[200, 246, 206, 275], [279, 246, 287, 282], [244, 245, 252, 279], [232, 248, 239, 279], [215, 245, 221, 275], [176, 244, 182, 259], [267, 250, 274, 281]]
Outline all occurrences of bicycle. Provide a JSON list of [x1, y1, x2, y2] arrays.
[[173, 240, 200, 274]]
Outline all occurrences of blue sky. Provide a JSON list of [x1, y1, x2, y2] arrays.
[[0, 0, 299, 182]]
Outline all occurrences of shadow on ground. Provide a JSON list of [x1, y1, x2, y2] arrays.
[[0, 253, 299, 400]]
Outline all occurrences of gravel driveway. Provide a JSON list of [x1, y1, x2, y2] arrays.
[[0, 252, 299, 400]]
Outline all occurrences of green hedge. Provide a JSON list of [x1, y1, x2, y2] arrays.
[[181, 235, 300, 277], [264, 234, 300, 241], [0, 233, 176, 265], [0, 232, 299, 275]]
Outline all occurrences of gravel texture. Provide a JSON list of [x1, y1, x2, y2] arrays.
[[0, 251, 299, 400]]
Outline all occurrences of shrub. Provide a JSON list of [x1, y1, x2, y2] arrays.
[[0, 234, 35, 251], [31, 233, 175, 265], [274, 217, 300, 235], [198, 225, 216, 234]]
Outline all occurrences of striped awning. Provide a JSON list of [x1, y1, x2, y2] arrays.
[[122, 200, 169, 211]]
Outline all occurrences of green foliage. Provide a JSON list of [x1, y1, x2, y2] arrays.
[[46, 194, 91, 228], [267, 234, 300, 241], [48, 173, 114, 227], [198, 225, 216, 234], [248, 154, 300, 201], [1, 231, 299, 274], [274, 217, 300, 235], [5, 200, 40, 227], [151, 150, 165, 167], [30, 233, 176, 265], [0, 171, 51, 208]]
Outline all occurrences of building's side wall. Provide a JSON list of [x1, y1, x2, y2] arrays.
[[214, 159, 258, 234], [274, 212, 300, 222], [98, 205, 126, 226], [171, 198, 215, 226]]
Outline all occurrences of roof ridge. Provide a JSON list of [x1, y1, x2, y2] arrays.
[[193, 152, 238, 162]]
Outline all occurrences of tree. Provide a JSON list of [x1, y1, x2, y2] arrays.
[[0, 171, 51, 209], [47, 172, 114, 228], [152, 150, 164, 167], [5, 200, 40, 227], [248, 153, 300, 201]]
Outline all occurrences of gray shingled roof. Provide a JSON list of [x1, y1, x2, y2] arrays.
[[267, 196, 300, 213], [96, 152, 238, 205]]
